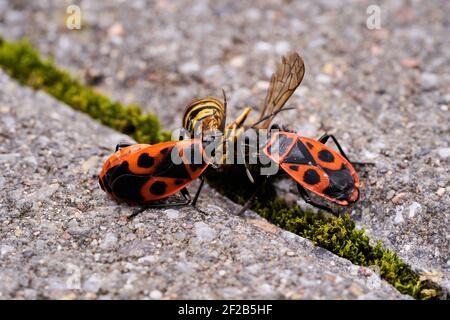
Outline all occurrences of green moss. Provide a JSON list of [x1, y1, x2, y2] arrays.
[[0, 36, 444, 300], [206, 167, 441, 300], [0, 37, 169, 143]]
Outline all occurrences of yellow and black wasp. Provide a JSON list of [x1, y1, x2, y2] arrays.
[[182, 52, 363, 215], [181, 52, 305, 177]]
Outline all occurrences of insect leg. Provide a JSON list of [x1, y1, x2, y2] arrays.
[[318, 134, 374, 166], [250, 107, 295, 129], [115, 143, 134, 152], [236, 189, 258, 216], [296, 183, 337, 216], [236, 178, 268, 216], [179, 187, 192, 204], [318, 134, 350, 161], [191, 176, 205, 207], [126, 188, 192, 220]]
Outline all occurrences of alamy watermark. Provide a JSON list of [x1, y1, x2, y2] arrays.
[[366, 5, 381, 30], [167, 126, 288, 177], [66, 5, 82, 30]]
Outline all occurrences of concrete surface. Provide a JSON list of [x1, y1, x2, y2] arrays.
[[0, 0, 448, 296], [0, 71, 408, 299]]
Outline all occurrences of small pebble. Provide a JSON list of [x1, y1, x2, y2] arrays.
[[391, 192, 407, 204], [408, 202, 421, 218], [275, 41, 291, 55], [437, 148, 450, 159], [108, 23, 124, 37], [179, 61, 200, 74], [229, 55, 246, 68], [315, 74, 332, 84], [386, 190, 395, 200], [420, 73, 439, 90], [165, 209, 179, 219], [100, 232, 118, 249], [254, 41, 272, 52], [194, 222, 216, 242], [400, 58, 420, 68], [439, 93, 450, 104], [394, 209, 405, 224], [436, 188, 445, 197], [1, 244, 14, 256], [149, 290, 162, 300], [14, 228, 23, 237]]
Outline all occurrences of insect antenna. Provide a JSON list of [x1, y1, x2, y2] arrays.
[[220, 88, 227, 132], [249, 107, 296, 129]]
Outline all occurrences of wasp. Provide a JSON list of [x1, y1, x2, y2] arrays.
[[182, 52, 361, 215]]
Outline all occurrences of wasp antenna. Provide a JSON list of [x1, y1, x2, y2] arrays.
[[222, 88, 227, 107], [250, 107, 296, 129], [221, 88, 227, 132]]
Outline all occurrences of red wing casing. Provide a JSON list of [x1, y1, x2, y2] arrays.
[[263, 132, 360, 205], [99, 139, 209, 203]]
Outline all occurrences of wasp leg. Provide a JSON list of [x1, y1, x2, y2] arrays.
[[115, 143, 134, 152], [127, 188, 192, 220], [296, 183, 337, 216]]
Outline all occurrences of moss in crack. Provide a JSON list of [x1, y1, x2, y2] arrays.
[[0, 37, 169, 144], [205, 167, 441, 300]]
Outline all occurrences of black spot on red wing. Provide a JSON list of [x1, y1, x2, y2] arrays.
[[174, 179, 185, 185], [165, 162, 193, 179], [289, 165, 299, 171], [153, 147, 191, 179], [137, 153, 155, 168], [318, 149, 335, 163], [303, 169, 321, 185], [111, 174, 148, 202], [105, 161, 133, 187], [149, 181, 167, 196], [322, 164, 355, 200], [160, 147, 169, 154], [307, 142, 314, 149]]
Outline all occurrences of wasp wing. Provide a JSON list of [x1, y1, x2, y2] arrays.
[[256, 52, 305, 129]]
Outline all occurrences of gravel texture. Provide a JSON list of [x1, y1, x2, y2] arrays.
[[0, 71, 408, 299], [0, 0, 449, 294]]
